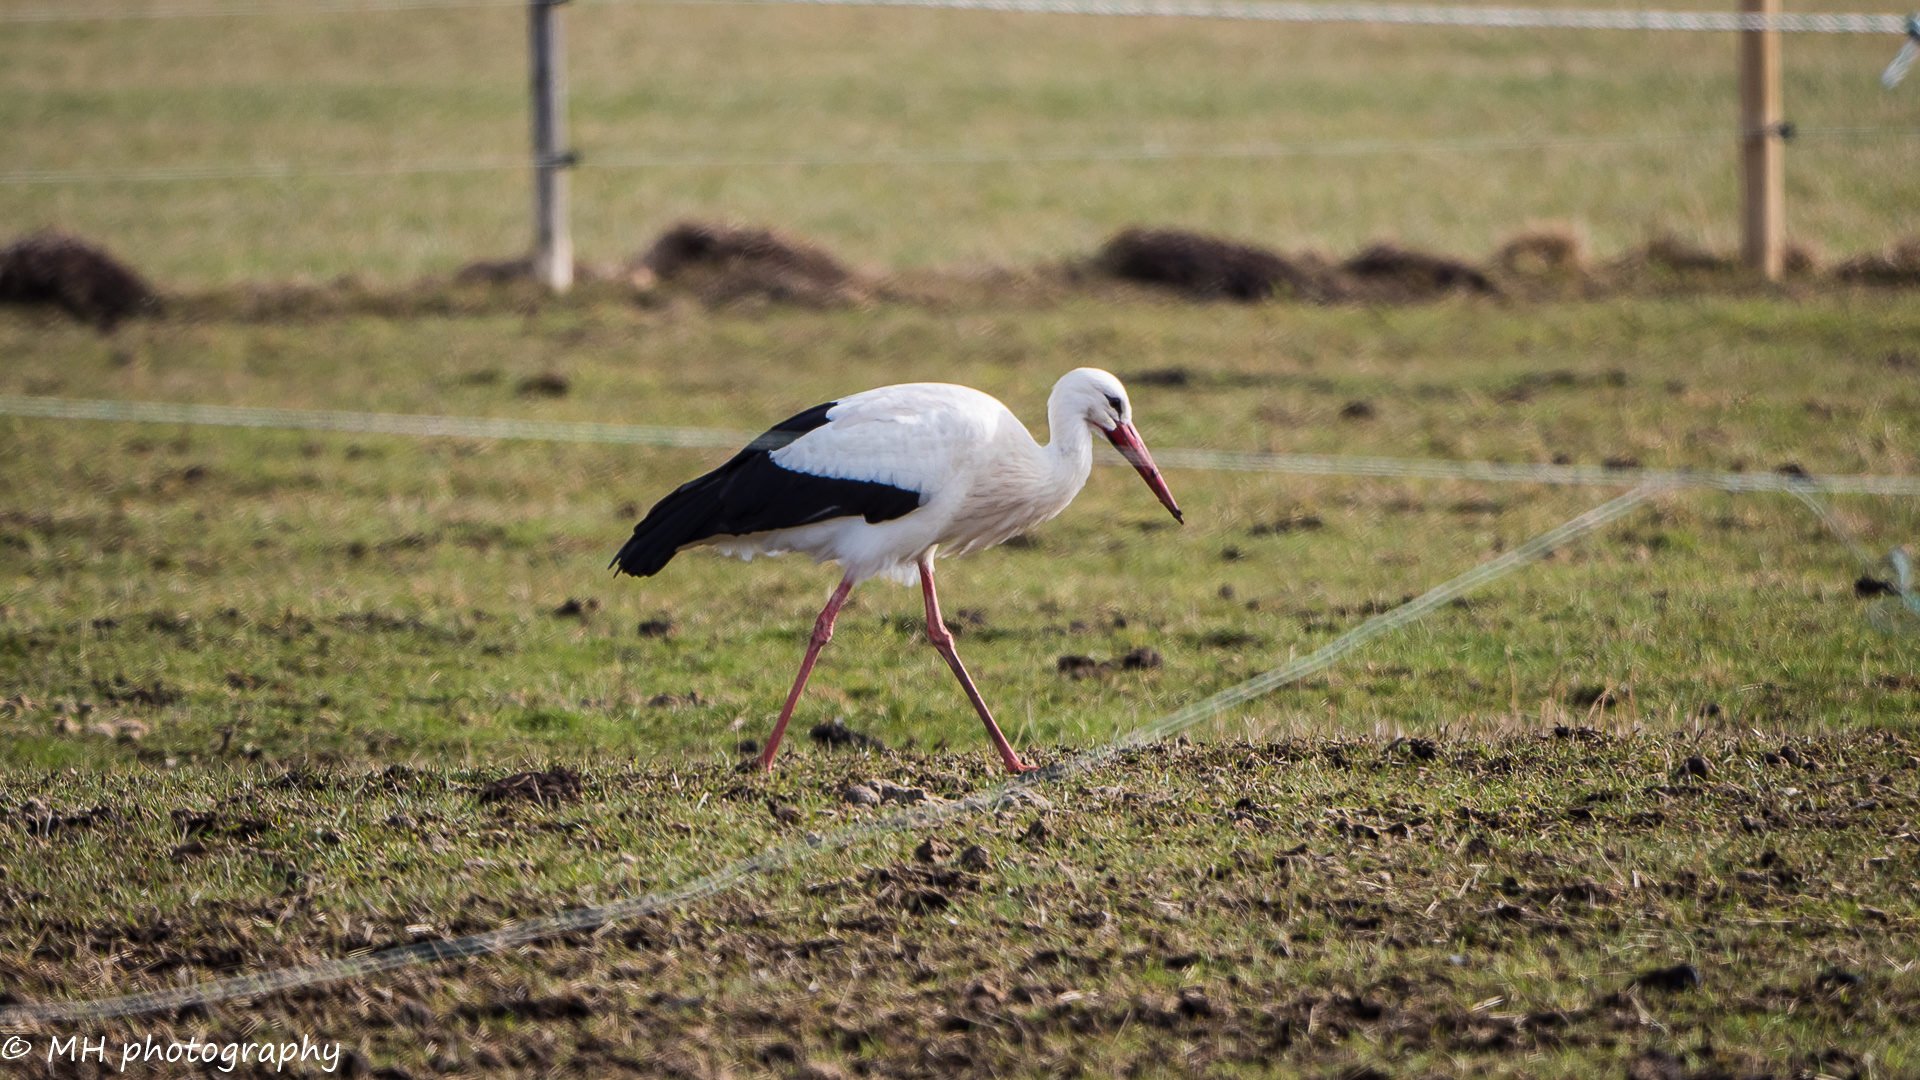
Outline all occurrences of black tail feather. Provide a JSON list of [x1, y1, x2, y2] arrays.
[[611, 479, 721, 578]]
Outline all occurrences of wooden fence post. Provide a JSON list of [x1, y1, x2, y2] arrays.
[[1739, 0, 1783, 280], [530, 0, 573, 293]]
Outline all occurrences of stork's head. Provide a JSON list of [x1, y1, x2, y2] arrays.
[[1053, 368, 1184, 524]]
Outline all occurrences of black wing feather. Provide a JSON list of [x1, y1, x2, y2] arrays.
[[611, 401, 926, 578]]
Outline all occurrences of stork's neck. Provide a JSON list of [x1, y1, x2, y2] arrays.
[[1043, 389, 1098, 497]]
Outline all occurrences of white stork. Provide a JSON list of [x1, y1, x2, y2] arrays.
[[612, 367, 1183, 773]]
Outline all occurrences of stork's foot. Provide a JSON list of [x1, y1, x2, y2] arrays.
[[1001, 754, 1039, 775]]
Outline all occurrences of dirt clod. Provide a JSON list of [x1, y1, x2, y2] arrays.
[[1833, 237, 1920, 285], [1388, 736, 1438, 761], [1817, 969, 1865, 990], [1057, 655, 1101, 678], [875, 780, 942, 806], [809, 717, 885, 751], [637, 222, 866, 307], [1856, 575, 1899, 597], [0, 230, 155, 329], [515, 372, 570, 397], [477, 767, 582, 807], [1098, 227, 1305, 301], [1633, 963, 1702, 992], [1342, 242, 1496, 297]]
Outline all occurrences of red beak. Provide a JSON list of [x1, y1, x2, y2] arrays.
[[1104, 422, 1184, 523]]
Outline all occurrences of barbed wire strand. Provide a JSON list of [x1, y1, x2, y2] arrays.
[[7, 126, 1913, 188], [674, 0, 1913, 33], [4, 395, 1917, 496], [0, 484, 1658, 1025], [5, 0, 1911, 32]]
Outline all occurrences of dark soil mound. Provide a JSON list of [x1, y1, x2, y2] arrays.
[[1342, 242, 1496, 297], [477, 767, 583, 807], [1833, 238, 1920, 286], [0, 230, 154, 329], [635, 222, 865, 306], [1098, 227, 1335, 301]]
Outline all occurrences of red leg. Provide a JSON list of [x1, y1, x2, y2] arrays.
[[919, 553, 1034, 774], [757, 574, 855, 772]]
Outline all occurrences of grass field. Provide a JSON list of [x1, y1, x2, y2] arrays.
[[4, 0, 1919, 282], [3, 284, 1920, 1074], [4, 292, 1919, 767], [5, 2, 1920, 1075], [1, 735, 1917, 1078]]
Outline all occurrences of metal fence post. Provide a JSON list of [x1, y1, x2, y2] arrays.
[[1739, 0, 1784, 280], [530, 0, 573, 293]]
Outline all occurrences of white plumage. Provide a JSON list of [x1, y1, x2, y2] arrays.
[[612, 367, 1183, 773]]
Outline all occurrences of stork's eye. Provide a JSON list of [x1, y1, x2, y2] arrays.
[[1104, 394, 1123, 411]]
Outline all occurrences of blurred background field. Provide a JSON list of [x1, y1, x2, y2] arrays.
[[3, 0, 1918, 283]]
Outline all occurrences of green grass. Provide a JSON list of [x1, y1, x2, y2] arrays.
[[3, 282, 1919, 1074], [4, 1, 1918, 282], [3, 291, 1918, 770], [7, 4, 1920, 1071]]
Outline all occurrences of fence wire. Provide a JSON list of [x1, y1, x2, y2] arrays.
[[6, 0, 1912, 31], [6, 395, 1918, 496], [0, 391, 1910, 1023], [11, 126, 1918, 188], [3, 0, 1914, 1027]]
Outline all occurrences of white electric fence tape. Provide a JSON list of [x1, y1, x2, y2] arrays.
[[6, 394, 1919, 496], [1782, 486, 1920, 632], [0, 389, 1910, 1021], [0, 485, 1657, 1024], [697, 0, 1913, 33], [2, 0, 1913, 1028], [6, 0, 1911, 32], [1885, 13, 1920, 85], [6, 127, 1916, 187]]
